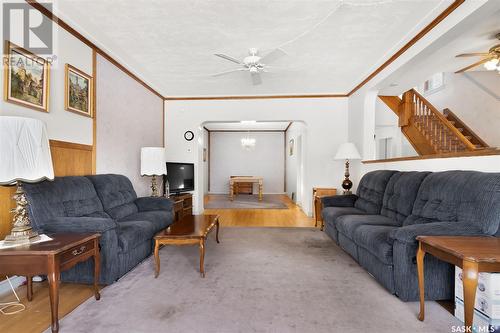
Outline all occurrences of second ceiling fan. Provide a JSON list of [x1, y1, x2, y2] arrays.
[[212, 48, 287, 85]]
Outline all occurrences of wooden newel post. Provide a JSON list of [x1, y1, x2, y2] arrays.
[[399, 91, 413, 127]]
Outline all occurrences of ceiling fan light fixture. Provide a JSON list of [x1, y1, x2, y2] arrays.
[[484, 58, 499, 71]]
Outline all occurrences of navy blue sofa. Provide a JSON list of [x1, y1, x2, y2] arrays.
[[23, 174, 174, 285], [322, 170, 500, 301]]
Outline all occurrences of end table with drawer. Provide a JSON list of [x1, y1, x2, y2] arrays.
[[312, 187, 337, 230], [0, 233, 101, 333]]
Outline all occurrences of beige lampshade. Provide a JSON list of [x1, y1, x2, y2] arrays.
[[0, 116, 54, 185], [334, 142, 361, 160], [140, 147, 166, 176]]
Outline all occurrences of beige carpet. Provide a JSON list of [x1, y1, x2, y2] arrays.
[[52, 228, 460, 333], [204, 194, 288, 209]]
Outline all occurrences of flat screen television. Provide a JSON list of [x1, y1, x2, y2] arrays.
[[164, 162, 195, 195]]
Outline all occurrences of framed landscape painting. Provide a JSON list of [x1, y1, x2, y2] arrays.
[[65, 64, 93, 117], [4, 41, 50, 112]]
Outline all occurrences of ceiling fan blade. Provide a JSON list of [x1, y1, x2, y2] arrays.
[[456, 53, 490, 57], [251, 72, 262, 85], [260, 48, 287, 64], [214, 53, 242, 64], [211, 68, 246, 77], [455, 57, 492, 74]]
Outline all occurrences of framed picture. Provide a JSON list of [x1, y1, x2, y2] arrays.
[[289, 139, 294, 156], [3, 41, 50, 112], [65, 64, 93, 117]]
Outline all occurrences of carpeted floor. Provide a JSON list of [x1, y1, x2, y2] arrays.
[[53, 228, 460, 333], [204, 194, 288, 209]]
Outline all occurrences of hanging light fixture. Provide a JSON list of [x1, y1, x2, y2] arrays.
[[241, 131, 256, 150]]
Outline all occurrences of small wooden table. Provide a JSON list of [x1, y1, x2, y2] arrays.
[[0, 233, 101, 333], [312, 187, 337, 230], [229, 176, 263, 201], [416, 236, 500, 331], [154, 215, 220, 278]]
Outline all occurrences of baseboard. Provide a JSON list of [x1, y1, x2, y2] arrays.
[[0, 276, 25, 296]]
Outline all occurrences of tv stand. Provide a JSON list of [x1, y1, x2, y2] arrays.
[[169, 193, 193, 222]]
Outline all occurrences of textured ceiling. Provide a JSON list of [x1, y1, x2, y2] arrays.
[[56, 0, 452, 96]]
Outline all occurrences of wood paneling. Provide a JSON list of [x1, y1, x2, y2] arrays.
[[0, 140, 94, 240]]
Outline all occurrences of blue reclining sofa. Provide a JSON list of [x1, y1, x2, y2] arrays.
[[23, 174, 174, 285], [322, 170, 500, 301]]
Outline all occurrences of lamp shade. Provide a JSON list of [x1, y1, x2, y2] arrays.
[[0, 116, 54, 185], [334, 142, 361, 160], [140, 147, 166, 176]]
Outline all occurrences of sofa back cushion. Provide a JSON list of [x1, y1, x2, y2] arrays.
[[87, 174, 138, 219], [403, 171, 500, 235], [354, 170, 397, 214], [380, 171, 430, 224], [23, 176, 106, 230]]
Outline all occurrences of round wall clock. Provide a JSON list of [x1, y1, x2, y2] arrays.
[[184, 131, 194, 141]]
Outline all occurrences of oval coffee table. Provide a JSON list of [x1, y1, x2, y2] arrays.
[[154, 214, 220, 278]]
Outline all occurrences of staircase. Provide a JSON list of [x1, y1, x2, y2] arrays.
[[379, 89, 490, 155]]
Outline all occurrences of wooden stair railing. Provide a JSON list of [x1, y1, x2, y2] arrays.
[[443, 108, 489, 149], [379, 89, 484, 155]]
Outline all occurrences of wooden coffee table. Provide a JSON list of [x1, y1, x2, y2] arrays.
[[154, 215, 220, 278]]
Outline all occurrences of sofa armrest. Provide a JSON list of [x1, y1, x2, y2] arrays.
[[135, 197, 174, 212], [321, 194, 358, 208], [41, 217, 118, 234], [389, 222, 485, 244]]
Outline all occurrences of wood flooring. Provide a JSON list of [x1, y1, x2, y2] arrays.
[[0, 194, 312, 333]]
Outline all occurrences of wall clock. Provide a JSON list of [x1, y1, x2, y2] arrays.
[[184, 131, 194, 141]]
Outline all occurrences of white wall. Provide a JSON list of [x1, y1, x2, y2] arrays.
[[96, 55, 164, 197], [0, 9, 93, 145], [423, 71, 500, 146], [209, 131, 284, 194], [164, 98, 349, 216], [285, 122, 306, 204]]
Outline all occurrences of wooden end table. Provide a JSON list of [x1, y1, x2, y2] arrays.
[[416, 236, 500, 331], [154, 215, 220, 278], [0, 233, 101, 333], [312, 187, 337, 230]]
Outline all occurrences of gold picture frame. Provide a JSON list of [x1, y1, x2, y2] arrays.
[[3, 41, 50, 112], [65, 64, 93, 118]]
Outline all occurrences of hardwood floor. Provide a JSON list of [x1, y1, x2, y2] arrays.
[[204, 194, 314, 227], [0, 194, 313, 333]]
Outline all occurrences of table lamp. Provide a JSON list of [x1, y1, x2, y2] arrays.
[[141, 147, 166, 197], [0, 116, 54, 244], [334, 142, 361, 195]]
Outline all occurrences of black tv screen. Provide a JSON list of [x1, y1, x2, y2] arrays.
[[164, 162, 194, 194]]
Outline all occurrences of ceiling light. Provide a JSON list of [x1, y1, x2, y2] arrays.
[[241, 135, 256, 150], [484, 58, 499, 71]]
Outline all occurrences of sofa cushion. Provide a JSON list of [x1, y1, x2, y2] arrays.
[[87, 174, 139, 220], [322, 207, 368, 228], [354, 170, 397, 214], [353, 225, 397, 265], [117, 220, 156, 252], [380, 171, 430, 223], [403, 171, 500, 235], [23, 177, 105, 230], [336, 214, 399, 240], [119, 210, 173, 233]]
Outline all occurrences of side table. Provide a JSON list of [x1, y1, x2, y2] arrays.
[[312, 187, 337, 230], [416, 236, 500, 331], [0, 233, 101, 333]]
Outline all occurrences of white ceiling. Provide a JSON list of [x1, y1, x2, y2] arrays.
[[204, 121, 291, 131], [377, 1, 500, 95], [56, 0, 452, 97]]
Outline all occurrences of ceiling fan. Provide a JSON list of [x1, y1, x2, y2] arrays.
[[212, 48, 287, 85], [455, 33, 500, 74]]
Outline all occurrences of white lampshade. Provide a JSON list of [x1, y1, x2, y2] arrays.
[[140, 147, 166, 176], [334, 142, 361, 160], [0, 116, 54, 185]]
